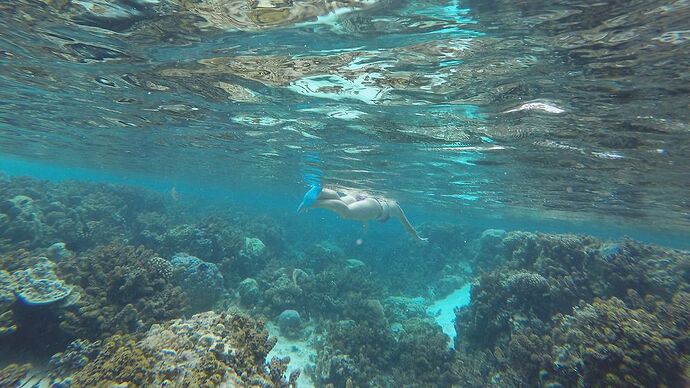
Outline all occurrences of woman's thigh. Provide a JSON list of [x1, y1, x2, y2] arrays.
[[347, 199, 380, 220]]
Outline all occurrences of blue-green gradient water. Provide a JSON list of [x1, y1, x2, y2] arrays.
[[1, 0, 689, 386]]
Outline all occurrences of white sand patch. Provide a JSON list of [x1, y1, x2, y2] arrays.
[[426, 284, 471, 348], [266, 322, 317, 387]]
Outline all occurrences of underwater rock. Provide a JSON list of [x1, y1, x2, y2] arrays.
[[238, 277, 261, 306], [11, 258, 73, 306], [277, 309, 302, 338], [170, 253, 224, 311]]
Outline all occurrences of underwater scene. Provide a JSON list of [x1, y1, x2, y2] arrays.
[[1, 0, 689, 387]]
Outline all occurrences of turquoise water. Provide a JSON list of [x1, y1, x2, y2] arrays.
[[1, 0, 689, 387]]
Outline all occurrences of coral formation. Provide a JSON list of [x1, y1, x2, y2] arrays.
[[0, 195, 45, 247], [66, 311, 296, 387], [170, 252, 224, 311], [277, 309, 302, 338], [12, 258, 74, 306], [56, 243, 189, 339], [1, 175, 687, 388], [154, 219, 242, 263], [49, 338, 102, 384], [238, 277, 261, 306], [0, 270, 16, 336], [0, 363, 32, 387], [550, 296, 681, 387], [241, 237, 266, 259], [454, 231, 690, 387], [0, 257, 77, 341]]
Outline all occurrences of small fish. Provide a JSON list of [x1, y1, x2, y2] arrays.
[[170, 186, 179, 202]]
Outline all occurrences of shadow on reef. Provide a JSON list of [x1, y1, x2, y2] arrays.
[[1, 173, 689, 387]]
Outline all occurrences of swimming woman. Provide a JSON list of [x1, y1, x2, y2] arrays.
[[298, 186, 428, 243]]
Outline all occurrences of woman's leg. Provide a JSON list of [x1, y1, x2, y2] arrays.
[[313, 199, 351, 218], [345, 198, 382, 221], [318, 188, 341, 200]]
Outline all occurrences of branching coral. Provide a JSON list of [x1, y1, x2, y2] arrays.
[[454, 231, 690, 387], [56, 243, 189, 339], [550, 297, 682, 387]]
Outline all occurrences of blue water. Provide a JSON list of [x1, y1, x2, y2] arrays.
[[1, 0, 689, 386]]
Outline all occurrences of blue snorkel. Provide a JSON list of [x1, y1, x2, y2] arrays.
[[297, 184, 322, 213]]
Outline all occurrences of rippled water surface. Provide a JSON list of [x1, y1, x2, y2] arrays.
[[1, 0, 689, 232]]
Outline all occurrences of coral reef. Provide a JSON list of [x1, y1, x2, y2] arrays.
[[316, 298, 458, 387], [0, 176, 167, 252], [66, 311, 296, 387], [0, 257, 77, 346], [0, 363, 32, 387], [49, 338, 102, 384], [550, 296, 681, 387], [453, 231, 690, 387], [241, 237, 266, 259], [1, 175, 687, 388], [170, 252, 224, 311], [154, 218, 243, 263], [0, 270, 17, 336], [0, 195, 46, 248], [56, 243, 189, 339]]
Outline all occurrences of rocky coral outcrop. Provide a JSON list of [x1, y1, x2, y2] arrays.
[[57, 243, 189, 339], [0, 258, 77, 339], [66, 311, 297, 387], [550, 296, 681, 387], [453, 231, 690, 386], [170, 252, 224, 311]]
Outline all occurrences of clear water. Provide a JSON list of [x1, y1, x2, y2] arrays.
[[0, 0, 689, 386]]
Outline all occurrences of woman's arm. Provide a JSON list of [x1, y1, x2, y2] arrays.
[[391, 203, 428, 243]]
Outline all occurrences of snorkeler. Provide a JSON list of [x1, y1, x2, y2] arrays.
[[297, 186, 428, 243]]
